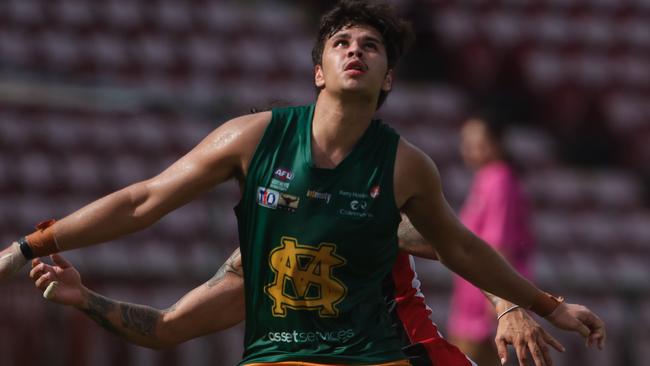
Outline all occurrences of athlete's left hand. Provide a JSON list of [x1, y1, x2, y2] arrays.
[[496, 307, 565, 366], [544, 302, 606, 350]]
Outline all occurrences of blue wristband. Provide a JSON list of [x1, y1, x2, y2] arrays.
[[18, 237, 34, 260]]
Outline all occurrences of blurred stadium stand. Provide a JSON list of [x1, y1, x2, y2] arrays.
[[0, 1, 648, 365]]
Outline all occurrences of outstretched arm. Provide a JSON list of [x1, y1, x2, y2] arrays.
[[394, 140, 605, 350], [398, 216, 565, 366], [30, 249, 245, 349], [1, 112, 270, 281]]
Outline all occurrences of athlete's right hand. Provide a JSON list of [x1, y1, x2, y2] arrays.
[[0, 242, 28, 280], [30, 254, 86, 307], [496, 307, 565, 366]]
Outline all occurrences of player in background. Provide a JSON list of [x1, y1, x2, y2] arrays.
[[447, 116, 537, 365]]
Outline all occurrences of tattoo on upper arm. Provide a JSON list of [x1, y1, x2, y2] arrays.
[[207, 248, 243, 288], [164, 303, 178, 313]]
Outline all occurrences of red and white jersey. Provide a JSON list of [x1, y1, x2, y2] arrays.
[[383, 252, 476, 366]]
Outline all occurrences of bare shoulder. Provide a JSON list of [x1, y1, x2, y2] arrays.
[[395, 138, 433, 170], [204, 111, 272, 155], [394, 137, 442, 209], [193, 111, 272, 176]]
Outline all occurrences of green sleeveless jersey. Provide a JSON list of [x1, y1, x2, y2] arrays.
[[235, 104, 405, 365]]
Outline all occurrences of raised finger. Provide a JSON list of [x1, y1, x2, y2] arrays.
[[574, 321, 591, 338], [32, 262, 56, 281], [495, 337, 508, 365], [528, 338, 548, 366], [543, 331, 565, 353], [590, 328, 606, 350], [597, 335, 605, 350], [539, 338, 553, 366], [584, 314, 606, 349], [596, 330, 606, 350], [35, 271, 52, 290], [50, 254, 72, 269], [515, 340, 529, 366], [29, 262, 46, 280]]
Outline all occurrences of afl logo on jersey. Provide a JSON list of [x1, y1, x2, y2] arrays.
[[273, 167, 294, 181], [257, 187, 279, 209]]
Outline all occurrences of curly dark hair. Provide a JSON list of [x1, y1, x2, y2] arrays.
[[311, 0, 414, 109]]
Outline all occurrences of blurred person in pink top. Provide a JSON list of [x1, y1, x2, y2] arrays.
[[449, 116, 536, 365]]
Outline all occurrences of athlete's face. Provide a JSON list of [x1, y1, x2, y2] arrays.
[[460, 119, 499, 170], [315, 25, 393, 102]]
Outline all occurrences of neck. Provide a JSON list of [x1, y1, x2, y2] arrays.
[[477, 155, 503, 170], [311, 92, 377, 168]]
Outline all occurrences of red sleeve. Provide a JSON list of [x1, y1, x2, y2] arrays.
[[391, 253, 475, 366]]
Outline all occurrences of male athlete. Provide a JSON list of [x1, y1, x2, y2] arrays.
[[2, 1, 605, 365], [31, 240, 563, 366]]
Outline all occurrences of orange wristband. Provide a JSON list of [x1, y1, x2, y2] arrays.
[[25, 219, 59, 258], [530, 291, 564, 317]]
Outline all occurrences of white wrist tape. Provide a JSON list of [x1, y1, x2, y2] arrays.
[[1, 243, 28, 276]]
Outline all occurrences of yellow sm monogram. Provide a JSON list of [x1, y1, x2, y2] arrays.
[[265, 236, 347, 317]]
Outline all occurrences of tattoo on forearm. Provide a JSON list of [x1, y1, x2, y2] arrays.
[[82, 293, 122, 336], [120, 305, 158, 337], [82, 292, 160, 339], [207, 248, 243, 288]]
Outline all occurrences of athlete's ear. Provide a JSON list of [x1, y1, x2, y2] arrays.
[[315, 64, 325, 88], [381, 69, 393, 92]]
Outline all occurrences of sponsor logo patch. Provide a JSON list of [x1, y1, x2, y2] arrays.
[[338, 190, 369, 199], [267, 329, 355, 344], [278, 193, 300, 212], [349, 200, 367, 211], [370, 185, 381, 199], [270, 178, 290, 191], [306, 190, 332, 204], [257, 187, 279, 209], [339, 198, 373, 218]]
